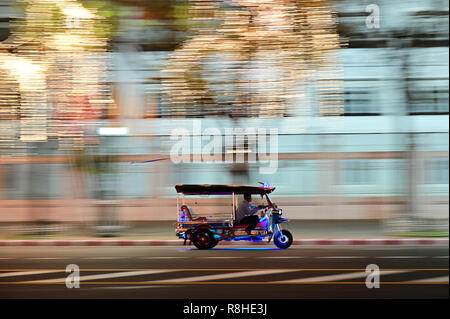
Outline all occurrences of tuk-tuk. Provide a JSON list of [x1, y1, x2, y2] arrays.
[[175, 184, 293, 249]]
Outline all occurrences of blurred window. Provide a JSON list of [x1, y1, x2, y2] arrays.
[[410, 11, 449, 38], [409, 84, 449, 115], [343, 82, 380, 115], [337, 11, 377, 42], [424, 158, 449, 184], [171, 162, 233, 187], [170, 160, 321, 197], [116, 163, 151, 198], [3, 164, 65, 199], [339, 159, 376, 185]]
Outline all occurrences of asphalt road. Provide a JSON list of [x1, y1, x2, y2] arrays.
[[0, 245, 448, 299]]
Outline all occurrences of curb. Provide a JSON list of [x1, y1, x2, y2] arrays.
[[0, 238, 447, 246]]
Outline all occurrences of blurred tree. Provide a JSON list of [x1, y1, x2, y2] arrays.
[[0, 0, 115, 148], [161, 0, 344, 118], [0, 0, 117, 235]]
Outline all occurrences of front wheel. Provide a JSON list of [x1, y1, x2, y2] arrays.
[[274, 230, 293, 249]]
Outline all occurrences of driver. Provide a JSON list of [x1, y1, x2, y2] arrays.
[[236, 192, 264, 235]]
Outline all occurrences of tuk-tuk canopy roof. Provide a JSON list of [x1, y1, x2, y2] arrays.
[[175, 184, 275, 195]]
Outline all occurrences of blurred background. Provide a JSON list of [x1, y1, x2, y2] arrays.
[[0, 0, 447, 237]]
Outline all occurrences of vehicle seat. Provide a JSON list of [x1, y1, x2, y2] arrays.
[[233, 212, 248, 228], [179, 205, 207, 222], [234, 217, 267, 229], [233, 208, 248, 227]]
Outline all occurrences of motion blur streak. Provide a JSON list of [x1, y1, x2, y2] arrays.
[[0, 1, 447, 242]]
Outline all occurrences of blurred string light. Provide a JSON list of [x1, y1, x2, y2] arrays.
[[161, 0, 345, 118], [0, 0, 114, 151]]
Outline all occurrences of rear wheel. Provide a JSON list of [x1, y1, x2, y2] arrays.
[[209, 238, 219, 249], [193, 229, 215, 250], [274, 230, 293, 249]]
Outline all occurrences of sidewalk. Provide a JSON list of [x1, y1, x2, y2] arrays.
[[0, 220, 448, 246]]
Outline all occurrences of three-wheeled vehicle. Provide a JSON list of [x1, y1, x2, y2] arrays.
[[175, 184, 293, 249]]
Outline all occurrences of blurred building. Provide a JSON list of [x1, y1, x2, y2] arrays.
[[0, 0, 448, 224]]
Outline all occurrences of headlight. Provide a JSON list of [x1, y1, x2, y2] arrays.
[[272, 208, 282, 214]]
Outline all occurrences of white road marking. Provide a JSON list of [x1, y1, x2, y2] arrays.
[[28, 257, 67, 260], [146, 270, 297, 283], [408, 276, 449, 283], [259, 256, 303, 259], [84, 257, 127, 260], [352, 247, 415, 251], [0, 270, 63, 278], [93, 285, 176, 290], [141, 257, 185, 259], [316, 256, 365, 259], [199, 257, 243, 259], [378, 256, 423, 259], [22, 270, 175, 283], [275, 270, 411, 283], [433, 256, 449, 259]]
